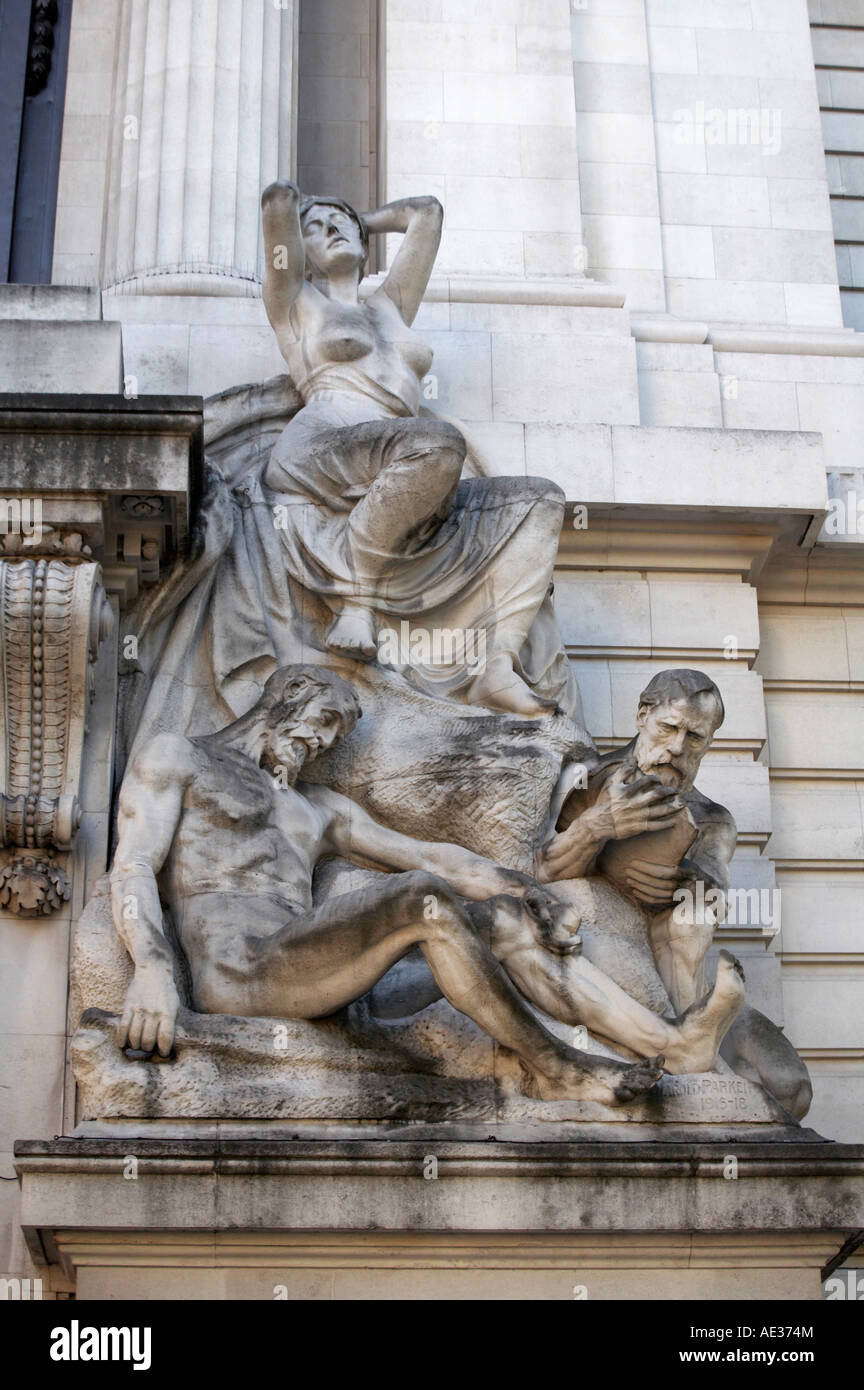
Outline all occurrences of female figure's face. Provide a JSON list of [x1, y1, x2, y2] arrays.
[[301, 204, 365, 279]]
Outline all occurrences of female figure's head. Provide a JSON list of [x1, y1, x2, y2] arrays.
[[299, 196, 368, 282]]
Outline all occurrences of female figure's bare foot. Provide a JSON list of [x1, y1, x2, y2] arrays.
[[325, 608, 378, 661], [466, 653, 559, 718], [661, 950, 746, 1075], [525, 1047, 665, 1106]]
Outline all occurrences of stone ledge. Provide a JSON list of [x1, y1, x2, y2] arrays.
[[528, 422, 827, 519], [0, 285, 102, 322], [631, 315, 864, 358], [0, 393, 203, 596], [16, 1138, 863, 1298], [39, 1225, 853, 1300], [369, 273, 627, 309], [15, 1137, 864, 1245], [44, 1227, 844, 1267], [0, 320, 123, 393]]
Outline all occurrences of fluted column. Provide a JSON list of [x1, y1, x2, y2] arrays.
[[103, 0, 298, 295]]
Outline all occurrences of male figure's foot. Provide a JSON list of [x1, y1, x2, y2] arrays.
[[662, 950, 746, 1075], [325, 608, 378, 661], [466, 653, 559, 718], [525, 1048, 665, 1106]]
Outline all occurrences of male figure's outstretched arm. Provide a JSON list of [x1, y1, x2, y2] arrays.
[[301, 784, 741, 1074], [303, 782, 583, 955], [110, 735, 195, 1055], [305, 782, 534, 898]]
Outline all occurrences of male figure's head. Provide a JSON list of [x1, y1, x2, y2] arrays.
[[633, 669, 724, 793], [244, 665, 361, 782]]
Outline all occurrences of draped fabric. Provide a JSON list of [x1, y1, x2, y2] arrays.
[[117, 382, 584, 781]]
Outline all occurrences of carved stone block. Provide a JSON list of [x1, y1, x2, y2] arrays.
[[0, 556, 111, 916]]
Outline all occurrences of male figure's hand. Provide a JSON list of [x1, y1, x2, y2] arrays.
[[624, 856, 698, 907], [117, 966, 180, 1057], [538, 759, 681, 882], [522, 884, 583, 955], [592, 759, 681, 840], [486, 870, 582, 951]]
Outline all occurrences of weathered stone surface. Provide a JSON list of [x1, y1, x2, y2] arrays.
[[18, 1129, 861, 1297], [0, 285, 102, 322], [51, 193, 811, 1141], [69, 1001, 798, 1131], [17, 1136, 864, 1234], [305, 674, 584, 871], [0, 394, 202, 503], [0, 322, 122, 394]]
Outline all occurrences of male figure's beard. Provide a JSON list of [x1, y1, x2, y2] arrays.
[[638, 759, 684, 789], [262, 737, 308, 784]]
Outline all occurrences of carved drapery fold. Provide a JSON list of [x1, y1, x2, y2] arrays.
[[0, 557, 112, 917]]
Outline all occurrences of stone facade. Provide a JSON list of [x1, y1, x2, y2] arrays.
[[1, 0, 863, 1300]]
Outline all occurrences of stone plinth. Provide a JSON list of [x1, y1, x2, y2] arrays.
[[67, 1003, 800, 1143], [15, 1136, 864, 1301]]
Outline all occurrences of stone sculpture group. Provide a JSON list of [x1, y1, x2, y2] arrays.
[[71, 185, 812, 1127]]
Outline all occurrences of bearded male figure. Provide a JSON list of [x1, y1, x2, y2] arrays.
[[538, 668, 811, 1117], [110, 666, 746, 1106], [540, 669, 735, 1011]]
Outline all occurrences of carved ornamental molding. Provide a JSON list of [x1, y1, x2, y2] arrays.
[[0, 556, 112, 916]]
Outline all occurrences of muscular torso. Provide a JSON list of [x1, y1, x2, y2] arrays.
[[160, 739, 330, 919]]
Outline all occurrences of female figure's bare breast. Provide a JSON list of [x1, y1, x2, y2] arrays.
[[275, 283, 433, 422]]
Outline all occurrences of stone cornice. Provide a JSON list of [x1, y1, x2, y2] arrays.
[[44, 1228, 855, 1275], [0, 393, 203, 606], [557, 514, 780, 579], [15, 1137, 864, 1279], [361, 272, 628, 308], [631, 315, 864, 358]]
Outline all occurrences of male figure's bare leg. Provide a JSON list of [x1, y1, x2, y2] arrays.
[[648, 903, 716, 1012], [482, 894, 745, 1074], [196, 872, 663, 1105]]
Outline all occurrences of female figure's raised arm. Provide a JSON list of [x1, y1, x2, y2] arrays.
[[261, 180, 306, 326], [363, 195, 443, 325]]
